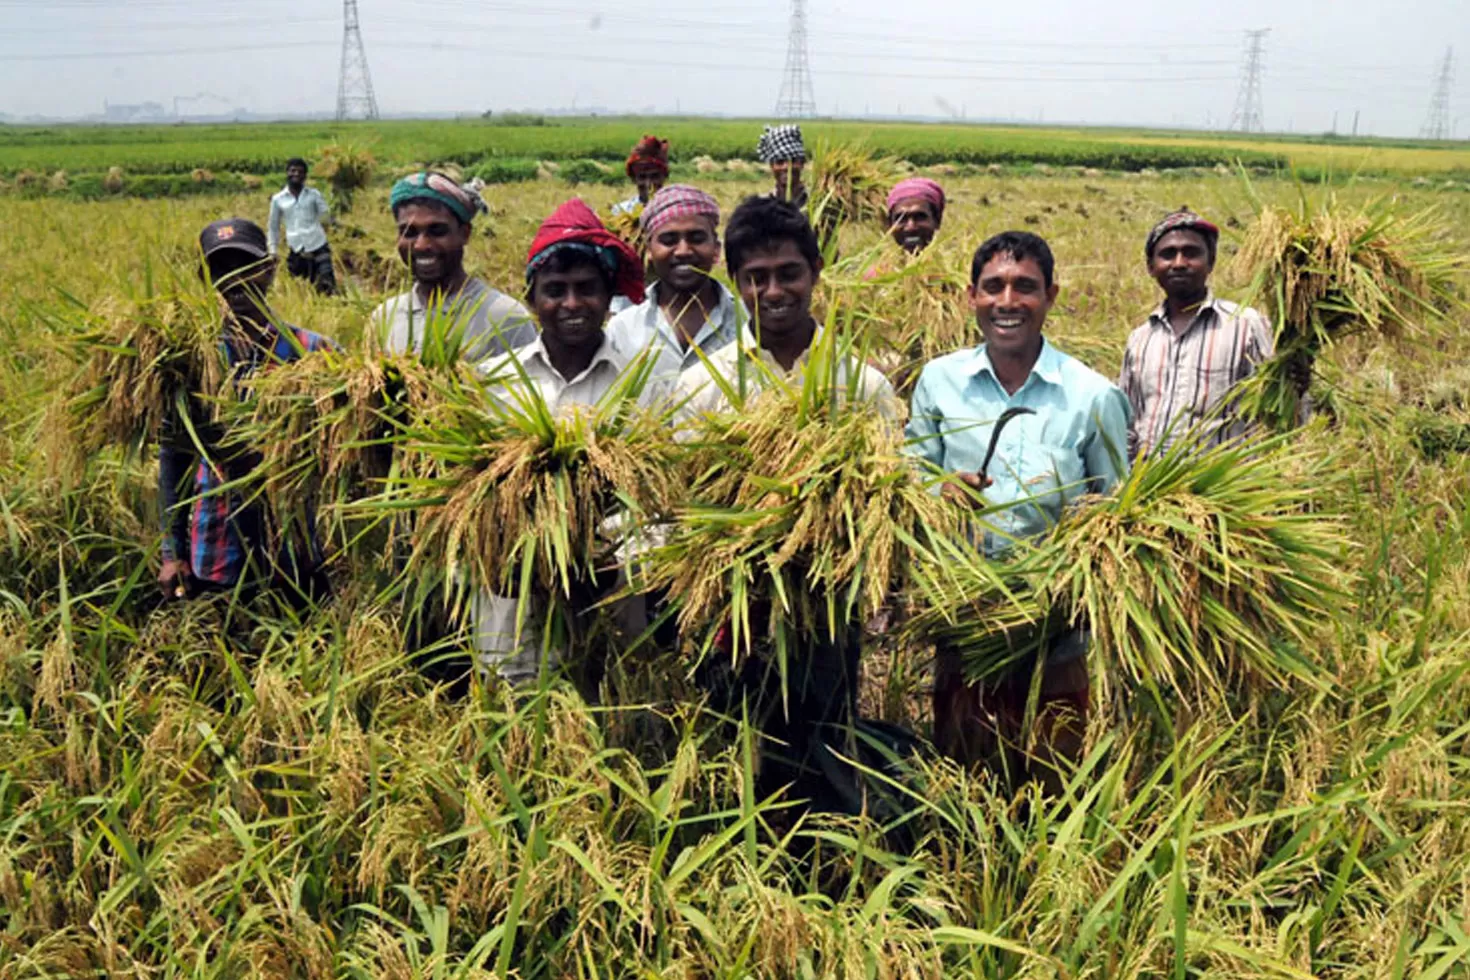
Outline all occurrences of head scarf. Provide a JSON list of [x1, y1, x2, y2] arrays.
[[1145, 208, 1220, 261], [641, 184, 720, 236], [526, 198, 646, 305], [390, 171, 482, 224], [625, 135, 670, 179], [757, 124, 806, 164], [886, 177, 946, 219]]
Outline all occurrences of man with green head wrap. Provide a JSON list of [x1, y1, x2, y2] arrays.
[[373, 171, 536, 362]]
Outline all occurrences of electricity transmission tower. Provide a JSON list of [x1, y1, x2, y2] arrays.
[[774, 0, 816, 119], [1228, 29, 1269, 133], [1420, 48, 1454, 140], [336, 0, 380, 121]]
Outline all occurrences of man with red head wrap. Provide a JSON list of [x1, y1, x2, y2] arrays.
[[612, 134, 670, 217]]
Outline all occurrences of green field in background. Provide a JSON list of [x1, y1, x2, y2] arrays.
[[3, 116, 1468, 179]]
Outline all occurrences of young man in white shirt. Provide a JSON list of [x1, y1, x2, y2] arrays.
[[267, 157, 337, 295]]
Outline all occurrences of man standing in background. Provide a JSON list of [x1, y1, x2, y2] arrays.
[[267, 157, 337, 295], [612, 135, 670, 217], [757, 124, 809, 210]]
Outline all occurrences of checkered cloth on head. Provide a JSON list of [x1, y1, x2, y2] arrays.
[[641, 185, 720, 235], [757, 124, 806, 163], [1145, 208, 1220, 261]]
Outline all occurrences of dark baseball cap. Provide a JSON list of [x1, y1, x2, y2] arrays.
[[199, 218, 269, 260]]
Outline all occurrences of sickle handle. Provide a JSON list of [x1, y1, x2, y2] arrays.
[[979, 407, 1036, 480]]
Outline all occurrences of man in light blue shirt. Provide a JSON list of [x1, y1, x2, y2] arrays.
[[906, 230, 1130, 772], [267, 157, 336, 295]]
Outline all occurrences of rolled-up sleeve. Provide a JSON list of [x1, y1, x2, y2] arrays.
[[1084, 386, 1132, 493]]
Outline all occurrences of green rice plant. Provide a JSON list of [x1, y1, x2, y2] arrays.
[[912, 431, 1353, 711], [1232, 186, 1466, 430]]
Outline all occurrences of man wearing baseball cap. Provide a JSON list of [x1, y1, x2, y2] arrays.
[[1118, 208, 1275, 459], [606, 184, 744, 382], [157, 217, 337, 605]]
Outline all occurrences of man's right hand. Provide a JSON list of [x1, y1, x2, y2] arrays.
[[941, 471, 993, 508], [159, 558, 194, 599]]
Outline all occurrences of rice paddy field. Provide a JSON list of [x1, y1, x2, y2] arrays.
[[2, 124, 1470, 978]]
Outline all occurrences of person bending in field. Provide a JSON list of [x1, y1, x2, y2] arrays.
[[1118, 209, 1276, 460], [757, 124, 809, 210], [906, 230, 1130, 777], [267, 156, 337, 295], [611, 134, 670, 217], [676, 195, 898, 422], [471, 199, 654, 687], [158, 218, 336, 605], [676, 195, 899, 813], [374, 172, 537, 362], [606, 185, 744, 384], [886, 177, 945, 255]]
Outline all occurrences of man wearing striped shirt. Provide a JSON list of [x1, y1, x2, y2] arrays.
[[1119, 209, 1274, 459]]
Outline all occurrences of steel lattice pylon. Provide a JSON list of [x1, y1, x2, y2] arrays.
[[337, 0, 380, 121], [774, 0, 816, 119], [1420, 48, 1454, 140], [1228, 29, 1269, 133]]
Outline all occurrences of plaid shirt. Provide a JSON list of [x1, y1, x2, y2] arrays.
[[159, 321, 336, 585], [1118, 294, 1273, 459]]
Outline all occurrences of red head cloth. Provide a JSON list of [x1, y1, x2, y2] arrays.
[[525, 198, 646, 305], [625, 134, 670, 179], [886, 177, 946, 219]]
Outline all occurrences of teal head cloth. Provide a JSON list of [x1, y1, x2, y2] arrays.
[[390, 171, 480, 224]]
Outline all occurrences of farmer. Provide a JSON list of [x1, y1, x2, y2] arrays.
[[677, 195, 897, 812], [472, 199, 652, 686], [757, 124, 808, 210], [374, 171, 537, 363], [1119, 209, 1276, 459], [887, 177, 945, 254], [606, 185, 743, 382], [677, 195, 897, 421], [267, 157, 338, 295], [158, 218, 336, 605], [906, 230, 1130, 774], [611, 134, 670, 216]]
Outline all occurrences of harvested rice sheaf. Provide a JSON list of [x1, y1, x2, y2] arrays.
[[1232, 195, 1465, 430], [915, 433, 1352, 708], [68, 288, 226, 455]]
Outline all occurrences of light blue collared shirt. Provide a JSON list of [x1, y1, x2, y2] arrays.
[[905, 339, 1131, 553]]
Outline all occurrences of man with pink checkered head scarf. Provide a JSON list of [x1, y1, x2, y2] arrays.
[[606, 184, 746, 382], [886, 177, 946, 254]]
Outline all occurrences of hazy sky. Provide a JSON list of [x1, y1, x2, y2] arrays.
[[1, 0, 1464, 138]]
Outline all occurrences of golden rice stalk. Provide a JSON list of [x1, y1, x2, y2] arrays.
[[315, 140, 377, 207], [640, 338, 958, 662], [605, 203, 647, 259], [66, 285, 226, 456], [912, 432, 1352, 709], [808, 140, 904, 232], [1231, 191, 1465, 430], [396, 356, 680, 605]]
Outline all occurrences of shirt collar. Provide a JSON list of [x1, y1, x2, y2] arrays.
[[519, 331, 626, 385], [646, 279, 737, 333], [411, 275, 483, 313], [1148, 289, 1221, 329], [970, 337, 1064, 389]]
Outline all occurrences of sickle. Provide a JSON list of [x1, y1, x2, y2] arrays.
[[979, 407, 1036, 481]]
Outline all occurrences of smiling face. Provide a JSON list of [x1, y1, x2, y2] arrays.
[[395, 200, 471, 292], [531, 258, 612, 350], [889, 198, 940, 253], [648, 216, 720, 295], [286, 163, 307, 191], [733, 239, 820, 340], [969, 252, 1057, 363], [1148, 228, 1214, 305]]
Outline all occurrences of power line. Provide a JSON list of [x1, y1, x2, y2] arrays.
[[336, 0, 379, 121], [1420, 47, 1454, 140], [774, 0, 816, 118], [1228, 29, 1269, 133]]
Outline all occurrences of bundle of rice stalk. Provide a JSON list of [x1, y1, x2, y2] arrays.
[[640, 332, 958, 665], [1232, 190, 1465, 430], [66, 278, 226, 457], [397, 354, 680, 608], [605, 204, 646, 259], [912, 432, 1351, 708], [315, 139, 377, 207], [807, 141, 900, 232]]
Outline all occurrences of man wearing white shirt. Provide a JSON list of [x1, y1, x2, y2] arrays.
[[606, 185, 743, 385], [473, 198, 653, 686], [267, 157, 337, 295]]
